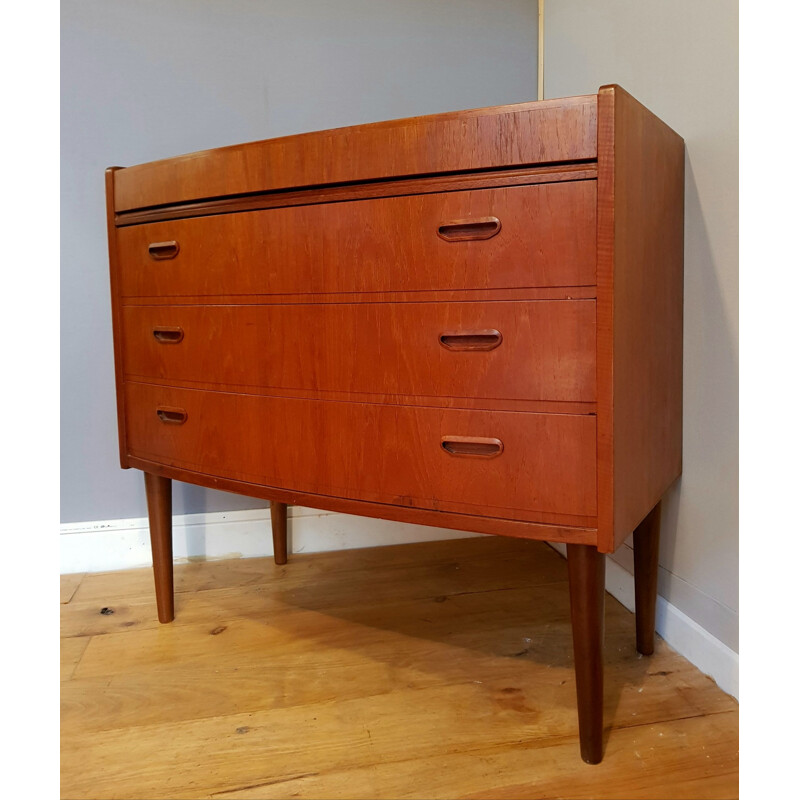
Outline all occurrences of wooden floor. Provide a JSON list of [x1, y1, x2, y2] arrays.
[[61, 536, 738, 799]]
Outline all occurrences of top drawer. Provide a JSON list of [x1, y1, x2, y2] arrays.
[[116, 181, 596, 298], [113, 95, 597, 210]]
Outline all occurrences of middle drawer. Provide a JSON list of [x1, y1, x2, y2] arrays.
[[122, 300, 596, 403]]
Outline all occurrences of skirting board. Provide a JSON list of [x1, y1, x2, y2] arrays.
[[59, 505, 483, 574], [60, 507, 737, 700], [549, 542, 739, 700]]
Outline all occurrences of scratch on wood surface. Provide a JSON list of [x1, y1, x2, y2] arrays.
[[210, 773, 319, 796]]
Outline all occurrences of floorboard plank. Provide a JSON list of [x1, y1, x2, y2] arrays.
[[60, 537, 738, 799], [212, 713, 738, 800], [61, 636, 90, 682], [61, 572, 85, 604], [68, 537, 546, 605]]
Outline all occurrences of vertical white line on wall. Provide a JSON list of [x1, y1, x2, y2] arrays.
[[538, 0, 545, 100]]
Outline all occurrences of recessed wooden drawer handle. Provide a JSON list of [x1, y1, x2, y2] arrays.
[[441, 436, 504, 458], [152, 326, 184, 344], [439, 330, 502, 351], [156, 406, 188, 425], [437, 217, 501, 242], [148, 241, 180, 260]]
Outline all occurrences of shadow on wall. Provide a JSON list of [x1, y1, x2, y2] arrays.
[[654, 147, 738, 647], [174, 481, 269, 560]]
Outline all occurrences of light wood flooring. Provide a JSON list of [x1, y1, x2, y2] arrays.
[[61, 536, 738, 799]]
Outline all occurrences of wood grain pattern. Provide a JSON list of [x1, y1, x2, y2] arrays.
[[119, 286, 598, 306], [103, 87, 686, 766], [115, 165, 598, 227], [116, 181, 597, 298], [113, 95, 598, 211], [270, 502, 288, 566], [121, 300, 596, 403], [60, 538, 738, 799], [63, 537, 570, 625], [124, 382, 597, 522], [61, 636, 90, 682], [60, 572, 84, 605], [125, 388, 594, 416], [567, 544, 606, 764], [596, 84, 684, 553], [105, 167, 130, 468], [143, 472, 174, 623], [127, 455, 599, 546], [633, 501, 661, 655]]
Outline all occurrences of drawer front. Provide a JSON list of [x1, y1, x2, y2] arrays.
[[125, 383, 597, 519], [116, 181, 596, 297], [113, 95, 598, 211], [122, 300, 596, 403]]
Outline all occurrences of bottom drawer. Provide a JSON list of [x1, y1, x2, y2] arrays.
[[125, 383, 597, 521]]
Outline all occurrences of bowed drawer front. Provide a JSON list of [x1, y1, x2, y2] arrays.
[[116, 181, 597, 298], [124, 382, 597, 522], [121, 300, 597, 403]]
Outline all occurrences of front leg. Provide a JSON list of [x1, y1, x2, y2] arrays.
[[567, 543, 605, 764], [143, 472, 174, 623]]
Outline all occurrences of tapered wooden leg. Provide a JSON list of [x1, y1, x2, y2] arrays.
[[270, 501, 288, 565], [633, 501, 661, 655], [567, 543, 605, 764], [143, 472, 174, 623]]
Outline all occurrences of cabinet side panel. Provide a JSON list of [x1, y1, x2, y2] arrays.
[[598, 85, 685, 552], [105, 167, 130, 468], [596, 89, 616, 553]]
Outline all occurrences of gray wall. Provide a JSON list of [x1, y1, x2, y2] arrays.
[[545, 0, 738, 652], [61, 0, 539, 522]]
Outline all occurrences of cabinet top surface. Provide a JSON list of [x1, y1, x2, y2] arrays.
[[110, 92, 602, 212], [118, 93, 599, 172]]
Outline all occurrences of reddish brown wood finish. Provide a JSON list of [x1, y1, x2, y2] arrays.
[[105, 88, 684, 764], [567, 543, 606, 764], [127, 389, 592, 416], [121, 300, 596, 403], [143, 472, 174, 623], [116, 181, 596, 298], [633, 501, 662, 655], [270, 502, 288, 565], [105, 167, 130, 469], [596, 85, 684, 553], [115, 165, 598, 227], [120, 285, 597, 307], [113, 95, 598, 211], [436, 216, 501, 242], [129, 454, 598, 546], [124, 382, 597, 523]]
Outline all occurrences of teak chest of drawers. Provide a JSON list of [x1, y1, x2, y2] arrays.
[[105, 84, 684, 764]]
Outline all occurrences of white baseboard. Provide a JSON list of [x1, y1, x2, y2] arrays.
[[59, 505, 483, 575], [60, 509, 737, 700], [548, 542, 739, 700]]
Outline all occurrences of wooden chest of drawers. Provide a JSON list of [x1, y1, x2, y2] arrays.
[[105, 85, 684, 763]]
